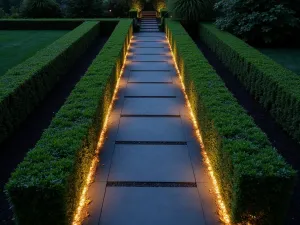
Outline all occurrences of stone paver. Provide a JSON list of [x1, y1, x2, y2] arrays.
[[108, 144, 195, 182], [99, 187, 206, 225], [84, 14, 220, 225], [122, 98, 179, 115]]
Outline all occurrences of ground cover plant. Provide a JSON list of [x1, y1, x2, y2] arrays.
[[259, 48, 300, 75], [0, 29, 68, 76], [5, 19, 133, 225], [166, 19, 296, 224], [0, 21, 100, 144], [198, 23, 300, 144]]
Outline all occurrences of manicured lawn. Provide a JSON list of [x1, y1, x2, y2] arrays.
[[260, 48, 300, 75], [0, 30, 69, 76]]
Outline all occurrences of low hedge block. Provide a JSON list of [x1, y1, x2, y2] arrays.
[[199, 23, 300, 143], [0, 21, 101, 144], [5, 19, 133, 225], [166, 20, 296, 224]]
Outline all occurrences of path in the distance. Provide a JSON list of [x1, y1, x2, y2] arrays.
[[83, 18, 220, 225]]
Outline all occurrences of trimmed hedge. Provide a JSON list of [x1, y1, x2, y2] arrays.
[[0, 21, 101, 144], [0, 19, 121, 30], [166, 20, 296, 224], [5, 19, 133, 225], [199, 23, 300, 143]]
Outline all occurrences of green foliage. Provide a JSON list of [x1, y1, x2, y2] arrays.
[[66, 0, 103, 18], [167, 0, 214, 21], [20, 0, 61, 18], [165, 19, 296, 224], [0, 7, 7, 17], [199, 23, 300, 144], [128, 0, 144, 11], [0, 21, 100, 145], [215, 0, 300, 44], [153, 0, 166, 11], [5, 19, 133, 225]]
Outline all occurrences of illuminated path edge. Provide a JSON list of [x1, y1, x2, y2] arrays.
[[81, 21, 222, 225]]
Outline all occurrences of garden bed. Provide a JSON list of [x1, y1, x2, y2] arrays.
[[166, 20, 296, 224], [0, 21, 100, 144], [0, 33, 109, 225], [5, 19, 133, 225]]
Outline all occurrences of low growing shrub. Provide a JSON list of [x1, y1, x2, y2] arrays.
[[0, 21, 100, 144], [166, 19, 296, 224], [199, 23, 300, 144], [5, 19, 133, 225]]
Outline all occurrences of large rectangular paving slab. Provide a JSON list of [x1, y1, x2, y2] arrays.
[[124, 83, 177, 97], [129, 70, 172, 83], [116, 117, 186, 142], [129, 47, 167, 55], [127, 54, 172, 62], [132, 42, 168, 48], [134, 33, 165, 37], [108, 145, 195, 182], [98, 187, 205, 225], [128, 62, 172, 70], [133, 36, 166, 42], [122, 98, 179, 115]]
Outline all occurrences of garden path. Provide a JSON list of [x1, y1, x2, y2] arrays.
[[83, 20, 220, 225]]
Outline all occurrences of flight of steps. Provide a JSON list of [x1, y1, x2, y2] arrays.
[[140, 11, 159, 32]]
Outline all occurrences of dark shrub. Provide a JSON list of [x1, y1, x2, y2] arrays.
[[20, 0, 61, 18], [66, 0, 103, 18], [215, 0, 300, 45]]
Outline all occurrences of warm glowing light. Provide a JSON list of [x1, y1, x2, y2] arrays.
[[72, 36, 133, 225], [166, 36, 231, 225]]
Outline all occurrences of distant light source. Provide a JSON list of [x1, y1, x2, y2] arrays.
[[109, 9, 112, 12]]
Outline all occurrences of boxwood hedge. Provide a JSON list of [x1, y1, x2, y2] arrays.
[[199, 23, 300, 144], [0, 21, 100, 144], [165, 20, 296, 224], [5, 19, 133, 225]]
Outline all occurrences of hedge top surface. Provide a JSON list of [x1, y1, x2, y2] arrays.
[[6, 19, 132, 189], [200, 23, 300, 97], [0, 21, 100, 102], [0, 18, 126, 22]]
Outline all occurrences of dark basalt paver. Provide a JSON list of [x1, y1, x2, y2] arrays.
[[122, 98, 179, 115], [134, 33, 165, 37], [127, 54, 172, 62], [128, 61, 173, 70], [124, 83, 177, 97], [108, 144, 195, 182], [99, 187, 206, 225], [128, 71, 173, 83], [130, 47, 167, 55], [116, 117, 186, 142], [84, 21, 220, 225], [132, 42, 168, 48], [132, 36, 165, 41]]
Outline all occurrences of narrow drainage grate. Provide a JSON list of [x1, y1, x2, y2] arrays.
[[121, 115, 180, 117], [127, 81, 173, 84], [124, 96, 177, 98], [107, 181, 197, 187], [115, 141, 187, 145]]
